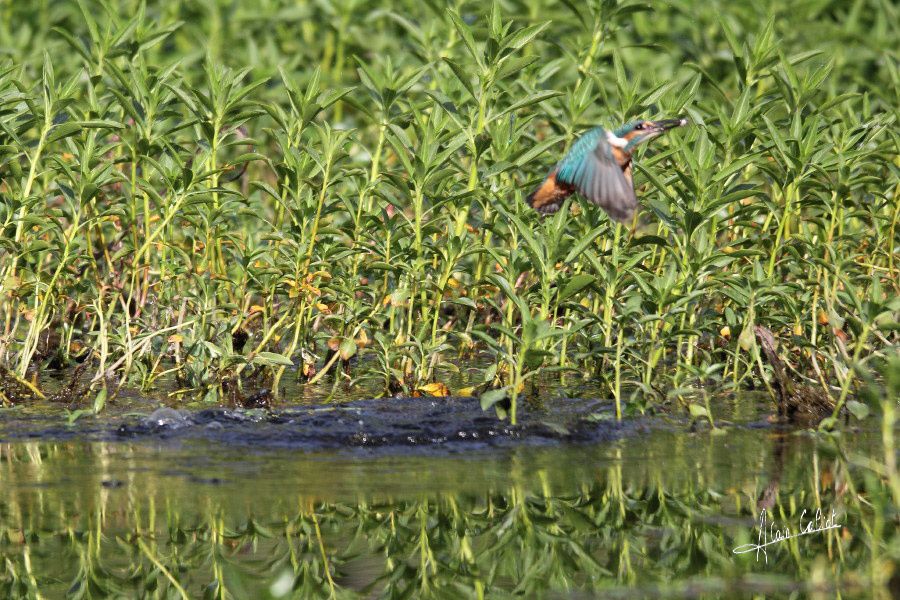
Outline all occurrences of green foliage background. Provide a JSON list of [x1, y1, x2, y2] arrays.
[[0, 0, 897, 412]]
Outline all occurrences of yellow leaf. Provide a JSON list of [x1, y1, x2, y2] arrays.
[[418, 382, 450, 397], [168, 334, 183, 343]]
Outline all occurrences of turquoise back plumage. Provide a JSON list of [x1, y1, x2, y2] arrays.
[[556, 127, 610, 185]]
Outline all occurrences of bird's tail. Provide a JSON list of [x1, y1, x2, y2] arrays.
[[527, 172, 573, 215]]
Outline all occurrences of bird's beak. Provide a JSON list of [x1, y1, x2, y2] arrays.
[[648, 118, 689, 133]]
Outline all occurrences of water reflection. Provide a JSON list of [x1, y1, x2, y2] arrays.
[[0, 426, 895, 598]]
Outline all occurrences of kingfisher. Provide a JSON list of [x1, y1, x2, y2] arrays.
[[527, 118, 688, 222]]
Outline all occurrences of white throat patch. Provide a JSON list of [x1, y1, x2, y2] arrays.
[[606, 130, 629, 148]]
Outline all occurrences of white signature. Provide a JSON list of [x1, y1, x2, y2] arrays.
[[733, 508, 842, 563]]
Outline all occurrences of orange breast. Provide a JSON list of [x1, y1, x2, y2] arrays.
[[611, 146, 631, 169]]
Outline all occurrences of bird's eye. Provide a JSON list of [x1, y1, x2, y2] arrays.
[[634, 123, 644, 130]]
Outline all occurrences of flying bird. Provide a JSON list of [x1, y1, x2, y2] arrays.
[[527, 118, 687, 222]]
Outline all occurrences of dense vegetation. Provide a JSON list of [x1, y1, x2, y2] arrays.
[[0, 0, 897, 419]]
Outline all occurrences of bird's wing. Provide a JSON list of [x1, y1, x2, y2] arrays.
[[556, 132, 637, 223]]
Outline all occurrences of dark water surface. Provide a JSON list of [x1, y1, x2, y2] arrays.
[[0, 395, 896, 598]]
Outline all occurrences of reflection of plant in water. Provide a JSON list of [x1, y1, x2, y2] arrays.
[[1, 427, 896, 598]]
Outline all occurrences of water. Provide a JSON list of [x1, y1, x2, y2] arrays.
[[0, 395, 896, 598]]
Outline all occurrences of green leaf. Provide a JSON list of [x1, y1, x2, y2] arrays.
[[564, 226, 606, 262], [450, 296, 477, 309], [524, 348, 553, 369], [688, 403, 708, 418], [497, 55, 538, 80], [494, 90, 563, 121], [487, 273, 528, 316], [47, 122, 82, 144], [92, 387, 107, 413], [443, 58, 477, 101], [559, 274, 596, 302], [79, 119, 125, 130], [479, 388, 508, 411], [253, 352, 294, 367], [628, 235, 668, 248], [712, 152, 763, 182], [501, 22, 550, 52], [339, 339, 357, 361], [447, 10, 482, 69], [489, 0, 503, 39], [845, 400, 869, 421]]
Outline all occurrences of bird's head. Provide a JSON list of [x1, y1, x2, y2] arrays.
[[615, 118, 688, 151]]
